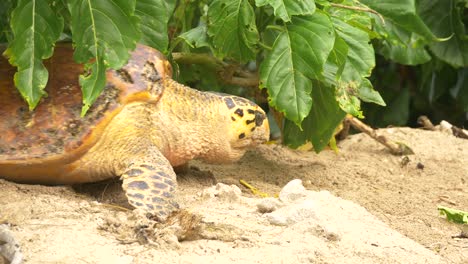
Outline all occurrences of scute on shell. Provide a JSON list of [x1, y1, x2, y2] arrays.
[[0, 44, 170, 161]]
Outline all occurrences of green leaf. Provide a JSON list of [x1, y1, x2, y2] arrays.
[[208, 0, 259, 62], [418, 0, 468, 67], [4, 0, 64, 110], [360, 0, 436, 40], [438, 206, 468, 225], [331, 17, 377, 116], [333, 17, 374, 82], [374, 18, 431, 65], [178, 24, 211, 49], [255, 0, 316, 22], [67, 0, 140, 115], [136, 0, 176, 53], [260, 12, 335, 125], [284, 81, 346, 152], [380, 35, 431, 66], [322, 35, 348, 86], [358, 78, 385, 106], [79, 57, 107, 115], [335, 80, 362, 117]]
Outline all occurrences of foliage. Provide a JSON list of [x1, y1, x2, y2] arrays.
[[0, 0, 467, 151], [438, 206, 468, 225], [364, 0, 468, 128]]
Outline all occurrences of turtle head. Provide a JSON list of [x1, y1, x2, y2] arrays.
[[221, 96, 270, 158]]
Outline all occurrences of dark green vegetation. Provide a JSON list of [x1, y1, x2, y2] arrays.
[[0, 0, 467, 151]]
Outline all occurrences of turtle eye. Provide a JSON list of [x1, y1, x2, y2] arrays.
[[254, 110, 266, 127]]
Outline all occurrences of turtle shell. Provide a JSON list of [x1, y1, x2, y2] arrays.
[[0, 44, 171, 162]]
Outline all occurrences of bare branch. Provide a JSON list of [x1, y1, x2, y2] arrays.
[[345, 116, 414, 155]]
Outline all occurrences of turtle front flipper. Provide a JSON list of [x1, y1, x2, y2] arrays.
[[120, 150, 179, 221]]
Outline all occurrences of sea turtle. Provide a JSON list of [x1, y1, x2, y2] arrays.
[[0, 44, 270, 221]]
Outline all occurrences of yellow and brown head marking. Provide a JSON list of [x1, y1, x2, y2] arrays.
[[220, 95, 270, 148]]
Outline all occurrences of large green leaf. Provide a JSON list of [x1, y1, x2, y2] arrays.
[[4, 0, 63, 110], [68, 0, 140, 115], [178, 24, 211, 49], [260, 12, 335, 125], [255, 0, 316, 22], [358, 78, 385, 106], [379, 28, 431, 65], [418, 0, 468, 67], [332, 17, 378, 116], [136, 0, 176, 53], [284, 81, 346, 152], [322, 35, 348, 86], [333, 18, 374, 81], [207, 0, 259, 62], [371, 11, 431, 66], [360, 0, 435, 40]]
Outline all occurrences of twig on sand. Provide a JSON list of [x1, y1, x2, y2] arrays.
[[345, 116, 414, 155]]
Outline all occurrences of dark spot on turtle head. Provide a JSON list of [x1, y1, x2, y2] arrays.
[[247, 109, 255, 114], [153, 182, 168, 190], [246, 119, 255, 125], [239, 133, 245, 139], [127, 181, 149, 190], [231, 116, 236, 121], [255, 110, 266, 126], [233, 97, 256, 106], [224, 97, 235, 109], [116, 69, 133, 83], [141, 164, 156, 170], [234, 108, 244, 117], [251, 127, 256, 132], [125, 169, 143, 177], [127, 193, 145, 200], [143, 62, 161, 82]]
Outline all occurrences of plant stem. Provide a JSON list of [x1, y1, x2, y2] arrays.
[[330, 3, 385, 24], [266, 25, 284, 32], [258, 41, 272, 50], [172, 52, 259, 87]]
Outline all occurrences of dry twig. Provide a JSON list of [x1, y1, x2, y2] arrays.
[[345, 116, 414, 155]]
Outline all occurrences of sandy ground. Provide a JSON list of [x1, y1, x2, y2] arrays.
[[0, 127, 467, 264]]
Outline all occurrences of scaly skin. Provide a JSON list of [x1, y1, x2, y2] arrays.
[[59, 79, 269, 220], [85, 80, 269, 221]]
